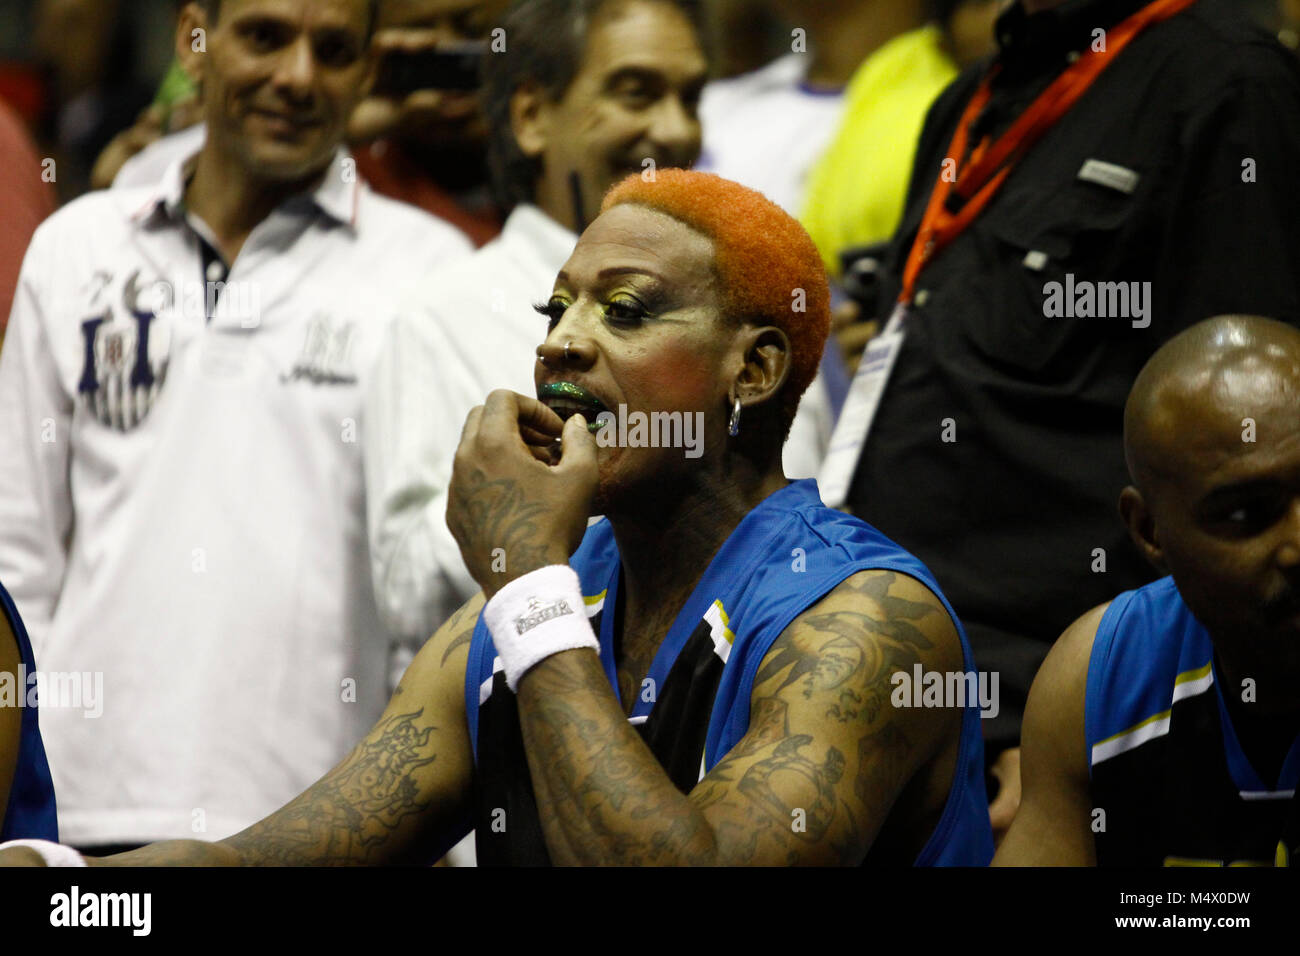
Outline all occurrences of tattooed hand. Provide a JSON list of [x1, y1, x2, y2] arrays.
[[447, 390, 598, 599]]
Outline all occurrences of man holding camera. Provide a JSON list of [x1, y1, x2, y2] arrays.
[[346, 0, 511, 245]]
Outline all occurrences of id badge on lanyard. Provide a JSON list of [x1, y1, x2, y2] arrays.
[[818, 302, 908, 510]]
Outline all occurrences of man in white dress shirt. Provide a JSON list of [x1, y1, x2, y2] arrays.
[[0, 0, 471, 850]]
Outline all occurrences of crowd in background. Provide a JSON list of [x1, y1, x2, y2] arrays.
[[0, 0, 1298, 868]]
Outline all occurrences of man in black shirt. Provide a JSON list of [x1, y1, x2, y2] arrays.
[[838, 0, 1300, 836]]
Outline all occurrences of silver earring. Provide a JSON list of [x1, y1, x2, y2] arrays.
[[728, 396, 742, 437]]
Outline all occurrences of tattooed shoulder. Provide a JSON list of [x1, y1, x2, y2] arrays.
[[685, 571, 965, 864], [754, 569, 963, 721]]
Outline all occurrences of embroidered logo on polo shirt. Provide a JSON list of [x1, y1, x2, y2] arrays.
[[76, 270, 172, 431], [281, 313, 358, 386]]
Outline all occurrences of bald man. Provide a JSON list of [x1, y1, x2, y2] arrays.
[[995, 315, 1300, 867]]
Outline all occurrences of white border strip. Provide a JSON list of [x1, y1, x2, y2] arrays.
[[703, 600, 733, 664]]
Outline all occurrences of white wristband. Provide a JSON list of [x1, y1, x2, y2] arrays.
[[483, 565, 599, 692], [0, 838, 87, 867]]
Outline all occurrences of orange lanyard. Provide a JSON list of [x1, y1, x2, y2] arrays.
[[899, 0, 1199, 305]]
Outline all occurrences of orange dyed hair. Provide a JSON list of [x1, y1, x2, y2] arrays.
[[600, 169, 831, 433]]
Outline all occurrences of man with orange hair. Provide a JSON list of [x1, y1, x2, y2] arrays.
[[593, 169, 830, 438], [1, 170, 993, 867]]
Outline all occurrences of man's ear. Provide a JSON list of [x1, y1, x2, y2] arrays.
[[732, 325, 791, 408], [176, 3, 209, 85], [1119, 485, 1166, 572], [510, 81, 551, 160]]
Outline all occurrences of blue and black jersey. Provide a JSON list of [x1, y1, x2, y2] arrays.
[[465, 479, 993, 865], [1087, 576, 1297, 866], [1, 580, 58, 842]]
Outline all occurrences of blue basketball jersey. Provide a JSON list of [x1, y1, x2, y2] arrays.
[[1, 580, 59, 842], [465, 479, 993, 865], [1086, 576, 1298, 866]]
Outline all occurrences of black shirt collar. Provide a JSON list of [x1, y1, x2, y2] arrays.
[[995, 0, 1158, 68]]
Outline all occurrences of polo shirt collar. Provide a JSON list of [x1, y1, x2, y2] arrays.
[[285, 147, 360, 228], [130, 138, 202, 225], [132, 145, 360, 230]]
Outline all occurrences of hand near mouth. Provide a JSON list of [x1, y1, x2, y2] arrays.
[[448, 390, 598, 598], [518, 408, 565, 464], [537, 381, 609, 435]]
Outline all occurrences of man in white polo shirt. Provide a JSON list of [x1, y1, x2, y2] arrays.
[[365, 0, 713, 648], [0, 0, 470, 850]]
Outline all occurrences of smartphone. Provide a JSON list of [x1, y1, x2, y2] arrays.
[[377, 43, 487, 96]]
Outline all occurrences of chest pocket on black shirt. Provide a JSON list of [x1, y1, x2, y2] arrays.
[[964, 169, 1151, 378]]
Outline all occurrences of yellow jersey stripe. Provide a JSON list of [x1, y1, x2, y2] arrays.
[[1091, 661, 1216, 766]]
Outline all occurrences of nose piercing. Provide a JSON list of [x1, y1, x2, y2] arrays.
[[564, 341, 574, 362]]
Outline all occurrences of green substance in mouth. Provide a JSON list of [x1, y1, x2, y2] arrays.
[[538, 382, 608, 434], [541, 382, 592, 402]]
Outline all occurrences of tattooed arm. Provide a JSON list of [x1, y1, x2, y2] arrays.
[[515, 569, 966, 865], [81, 594, 487, 867]]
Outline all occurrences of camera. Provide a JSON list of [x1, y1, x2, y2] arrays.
[[376, 42, 487, 97]]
